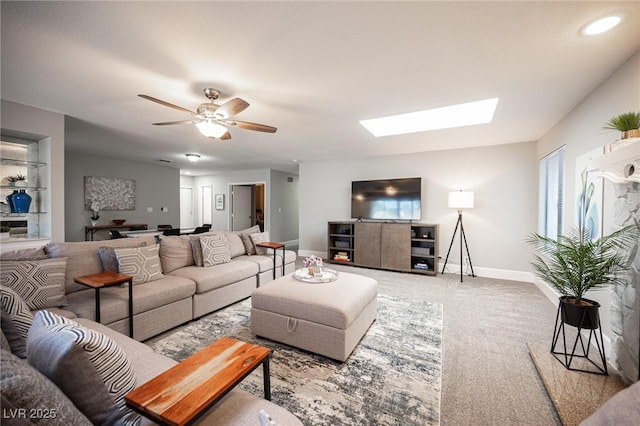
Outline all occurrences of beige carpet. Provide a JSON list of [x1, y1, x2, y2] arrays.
[[529, 342, 627, 426], [316, 263, 562, 425]]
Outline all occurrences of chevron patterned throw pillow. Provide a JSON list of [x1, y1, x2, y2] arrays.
[[0, 258, 67, 309]]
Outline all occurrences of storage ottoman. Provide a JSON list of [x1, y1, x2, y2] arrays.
[[250, 271, 377, 362]]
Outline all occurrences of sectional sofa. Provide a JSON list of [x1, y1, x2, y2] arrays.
[[9, 226, 296, 341], [1, 226, 302, 425]]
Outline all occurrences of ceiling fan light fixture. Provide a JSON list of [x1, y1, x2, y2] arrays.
[[195, 120, 228, 138], [185, 153, 201, 162]]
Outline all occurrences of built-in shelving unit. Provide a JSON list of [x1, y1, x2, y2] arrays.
[[1, 140, 47, 241], [327, 221, 439, 275]]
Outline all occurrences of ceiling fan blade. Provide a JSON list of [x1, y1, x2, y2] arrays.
[[138, 94, 195, 114], [227, 120, 277, 133], [220, 132, 232, 140], [215, 98, 249, 119], [152, 120, 195, 126]]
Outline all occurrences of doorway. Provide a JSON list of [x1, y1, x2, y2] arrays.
[[230, 183, 265, 231], [180, 187, 194, 229]]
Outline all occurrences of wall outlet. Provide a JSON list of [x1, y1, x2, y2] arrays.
[[147, 207, 153, 213]]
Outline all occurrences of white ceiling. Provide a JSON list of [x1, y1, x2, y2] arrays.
[[2, 1, 639, 175]]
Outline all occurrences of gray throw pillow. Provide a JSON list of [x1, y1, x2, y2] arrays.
[[27, 311, 139, 426], [239, 225, 262, 255], [190, 236, 205, 267], [0, 258, 68, 309], [1, 349, 93, 425]]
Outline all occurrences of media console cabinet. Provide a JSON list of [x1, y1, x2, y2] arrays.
[[327, 221, 439, 276]]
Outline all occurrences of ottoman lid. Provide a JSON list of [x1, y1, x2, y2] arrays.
[[251, 272, 377, 329]]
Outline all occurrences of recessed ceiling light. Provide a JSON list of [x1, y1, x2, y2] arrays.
[[584, 16, 621, 35], [186, 153, 201, 162], [359, 97, 499, 137]]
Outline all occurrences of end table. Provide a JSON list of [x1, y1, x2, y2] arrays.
[[74, 271, 134, 338], [256, 241, 286, 279]]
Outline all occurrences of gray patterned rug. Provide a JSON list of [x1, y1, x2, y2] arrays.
[[150, 294, 442, 425]]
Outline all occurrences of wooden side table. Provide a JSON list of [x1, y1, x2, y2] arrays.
[[74, 271, 134, 338], [125, 337, 271, 426], [256, 241, 285, 279]]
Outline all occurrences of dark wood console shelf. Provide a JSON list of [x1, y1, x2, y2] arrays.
[[327, 221, 439, 276]]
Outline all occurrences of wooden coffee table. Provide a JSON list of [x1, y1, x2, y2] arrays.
[[125, 337, 271, 426]]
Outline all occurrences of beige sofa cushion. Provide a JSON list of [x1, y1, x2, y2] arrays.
[[169, 259, 258, 294], [224, 231, 246, 258], [237, 250, 297, 273], [66, 275, 195, 324], [0, 246, 48, 261], [46, 236, 157, 293], [158, 235, 195, 273]]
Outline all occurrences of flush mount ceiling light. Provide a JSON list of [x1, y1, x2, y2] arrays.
[[195, 120, 228, 139], [359, 97, 499, 137], [185, 153, 201, 162], [583, 16, 621, 35]]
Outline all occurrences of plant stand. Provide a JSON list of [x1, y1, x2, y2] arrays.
[[550, 302, 608, 375]]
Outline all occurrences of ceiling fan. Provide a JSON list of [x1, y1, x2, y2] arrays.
[[138, 88, 277, 140]]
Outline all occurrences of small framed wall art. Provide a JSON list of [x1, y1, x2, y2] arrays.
[[215, 194, 225, 210]]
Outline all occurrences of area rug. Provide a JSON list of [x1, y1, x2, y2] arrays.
[[150, 294, 442, 425]]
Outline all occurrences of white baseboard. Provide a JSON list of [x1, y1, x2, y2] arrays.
[[298, 249, 324, 258]]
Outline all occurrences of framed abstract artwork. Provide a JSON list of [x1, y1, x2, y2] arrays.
[[84, 176, 136, 211]]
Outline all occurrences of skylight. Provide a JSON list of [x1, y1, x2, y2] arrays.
[[359, 97, 499, 137]]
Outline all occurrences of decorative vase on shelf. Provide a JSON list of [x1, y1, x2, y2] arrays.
[[6, 190, 18, 213], [91, 220, 98, 227], [12, 190, 32, 213]]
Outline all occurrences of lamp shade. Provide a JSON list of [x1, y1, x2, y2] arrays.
[[448, 191, 474, 209], [195, 120, 228, 138]]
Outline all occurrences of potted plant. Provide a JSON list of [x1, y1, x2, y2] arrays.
[[528, 224, 637, 328], [603, 111, 640, 140], [7, 174, 27, 187]]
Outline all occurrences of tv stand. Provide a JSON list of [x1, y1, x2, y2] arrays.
[[327, 221, 439, 276]]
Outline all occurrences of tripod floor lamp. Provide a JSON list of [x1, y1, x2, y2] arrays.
[[442, 190, 476, 282]]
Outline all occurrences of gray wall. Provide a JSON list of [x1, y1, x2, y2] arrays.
[[65, 152, 180, 241], [269, 170, 299, 242], [535, 51, 640, 346], [299, 141, 538, 276], [1, 100, 66, 242], [192, 168, 299, 243]]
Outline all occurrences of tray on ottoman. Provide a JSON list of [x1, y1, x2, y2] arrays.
[[250, 271, 377, 362]]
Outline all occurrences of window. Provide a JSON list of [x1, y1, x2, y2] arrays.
[[539, 147, 565, 239]]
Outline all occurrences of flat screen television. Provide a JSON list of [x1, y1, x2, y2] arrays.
[[351, 177, 421, 220]]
